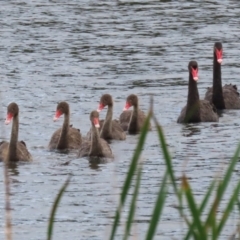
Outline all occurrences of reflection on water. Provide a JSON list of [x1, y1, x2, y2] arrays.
[[89, 162, 101, 170], [0, 0, 240, 239], [5, 162, 19, 176], [181, 124, 201, 137]]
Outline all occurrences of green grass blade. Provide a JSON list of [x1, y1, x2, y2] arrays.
[[236, 197, 240, 213], [109, 110, 152, 240], [47, 176, 71, 240], [123, 165, 142, 240], [152, 114, 177, 195], [182, 175, 207, 239], [184, 181, 215, 240], [199, 181, 216, 213], [205, 144, 240, 229], [152, 114, 188, 224], [145, 171, 168, 240], [217, 182, 240, 237]]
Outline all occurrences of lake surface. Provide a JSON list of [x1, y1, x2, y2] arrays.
[[0, 0, 240, 239]]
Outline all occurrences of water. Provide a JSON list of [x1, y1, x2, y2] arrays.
[[0, 0, 240, 239]]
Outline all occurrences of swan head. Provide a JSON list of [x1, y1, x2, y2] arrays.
[[5, 102, 19, 125], [214, 42, 223, 64], [188, 61, 199, 82], [53, 101, 69, 121], [123, 94, 138, 111], [97, 94, 113, 112], [90, 110, 100, 128]]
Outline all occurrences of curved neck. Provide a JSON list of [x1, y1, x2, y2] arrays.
[[57, 113, 69, 149], [100, 105, 113, 138], [90, 123, 103, 156], [212, 53, 225, 109], [128, 103, 139, 134], [185, 73, 201, 123], [7, 115, 19, 161]]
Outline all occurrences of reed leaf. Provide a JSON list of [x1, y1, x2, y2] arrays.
[[217, 182, 240, 237], [47, 176, 71, 240], [199, 181, 216, 215], [4, 162, 12, 240], [182, 175, 206, 239], [236, 198, 240, 213], [145, 171, 168, 240], [152, 114, 188, 223], [123, 164, 142, 240], [152, 114, 177, 196], [184, 181, 215, 240], [109, 110, 152, 240], [204, 144, 240, 230]]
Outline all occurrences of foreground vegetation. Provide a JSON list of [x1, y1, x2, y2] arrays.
[[4, 104, 240, 240], [109, 106, 240, 239]]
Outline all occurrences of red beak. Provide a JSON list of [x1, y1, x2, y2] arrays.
[[5, 113, 13, 125], [97, 103, 105, 112], [123, 102, 131, 111], [93, 118, 100, 128], [191, 67, 198, 81], [215, 48, 223, 64], [53, 110, 62, 121]]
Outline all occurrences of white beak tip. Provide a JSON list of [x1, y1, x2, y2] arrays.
[[5, 120, 10, 125]]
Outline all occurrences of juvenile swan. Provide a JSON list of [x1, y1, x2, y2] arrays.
[[97, 94, 126, 140], [79, 111, 113, 159], [0, 102, 32, 162], [48, 101, 82, 150], [119, 94, 151, 134]]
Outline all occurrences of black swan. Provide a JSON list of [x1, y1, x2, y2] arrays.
[[48, 101, 82, 150], [204, 42, 240, 109], [0, 102, 32, 162], [78, 111, 113, 158], [177, 61, 219, 123], [119, 94, 151, 134], [96, 94, 126, 140]]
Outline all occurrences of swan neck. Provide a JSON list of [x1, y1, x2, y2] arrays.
[[100, 105, 113, 138], [212, 53, 225, 109], [7, 115, 19, 161], [57, 112, 69, 149], [90, 123, 102, 155], [128, 104, 139, 133], [185, 74, 201, 122]]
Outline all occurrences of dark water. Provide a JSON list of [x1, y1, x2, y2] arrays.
[[0, 0, 240, 239]]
